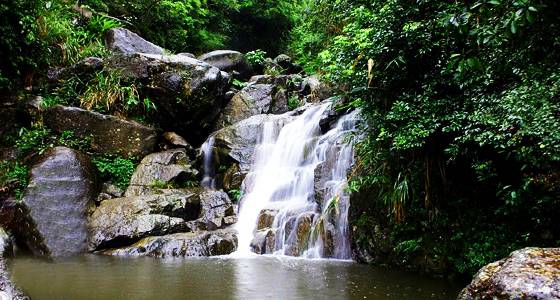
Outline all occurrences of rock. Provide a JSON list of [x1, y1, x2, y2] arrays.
[[0, 228, 30, 300], [458, 247, 560, 300], [273, 54, 302, 74], [285, 212, 315, 256], [44, 105, 158, 157], [198, 50, 251, 79], [16, 147, 96, 257], [257, 209, 278, 230], [107, 53, 229, 144], [102, 228, 237, 257], [177, 52, 195, 58], [250, 229, 276, 255], [213, 113, 295, 173], [222, 164, 243, 191], [48, 57, 104, 82], [301, 76, 332, 102], [105, 27, 165, 55], [162, 132, 193, 150], [87, 189, 201, 251], [96, 182, 123, 203], [125, 149, 198, 197], [214, 84, 288, 130], [199, 190, 235, 230]]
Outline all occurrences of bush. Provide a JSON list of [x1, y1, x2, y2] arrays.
[[92, 155, 136, 190]]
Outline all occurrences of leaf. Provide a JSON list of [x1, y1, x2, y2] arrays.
[[510, 20, 517, 34], [488, 0, 501, 5]]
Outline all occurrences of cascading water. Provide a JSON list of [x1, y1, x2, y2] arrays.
[[234, 101, 360, 259], [200, 136, 216, 190]]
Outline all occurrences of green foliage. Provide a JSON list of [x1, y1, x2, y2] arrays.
[[0, 161, 30, 200], [232, 79, 247, 90], [293, 0, 560, 275], [287, 95, 301, 111], [92, 155, 136, 190], [15, 126, 91, 155], [227, 188, 242, 203], [245, 49, 267, 66]]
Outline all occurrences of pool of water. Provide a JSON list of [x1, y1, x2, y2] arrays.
[[9, 255, 460, 300]]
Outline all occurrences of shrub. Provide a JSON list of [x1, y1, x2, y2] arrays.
[[92, 155, 136, 190]]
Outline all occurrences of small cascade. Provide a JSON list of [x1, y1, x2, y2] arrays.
[[234, 102, 360, 259], [200, 136, 216, 190]]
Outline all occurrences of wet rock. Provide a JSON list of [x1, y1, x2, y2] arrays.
[[17, 147, 96, 257], [222, 164, 243, 191], [215, 84, 283, 129], [199, 190, 235, 230], [285, 213, 315, 256], [458, 247, 560, 300], [257, 209, 278, 230], [125, 149, 198, 197], [250, 229, 276, 255], [102, 228, 237, 257], [107, 53, 229, 144], [199, 50, 251, 79], [0, 228, 30, 300], [162, 132, 195, 152], [44, 105, 158, 157], [213, 113, 294, 173], [88, 189, 201, 251], [105, 27, 165, 55]]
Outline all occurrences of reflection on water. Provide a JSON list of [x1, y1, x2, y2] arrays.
[[9, 255, 460, 300]]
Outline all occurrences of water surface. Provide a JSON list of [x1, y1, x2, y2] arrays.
[[9, 255, 460, 300]]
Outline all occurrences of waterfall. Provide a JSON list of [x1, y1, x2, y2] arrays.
[[234, 102, 360, 259], [200, 136, 216, 190]]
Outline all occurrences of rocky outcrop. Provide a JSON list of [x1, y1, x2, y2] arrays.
[[17, 147, 96, 257], [302, 76, 332, 103], [105, 28, 165, 55], [107, 53, 229, 143], [257, 209, 278, 230], [87, 189, 201, 251], [44, 105, 158, 157], [198, 190, 236, 230], [101, 228, 237, 257], [213, 113, 295, 173], [250, 229, 276, 255], [0, 228, 29, 300], [214, 84, 288, 129], [273, 54, 302, 74], [458, 247, 560, 300], [125, 149, 198, 197], [199, 50, 251, 79]]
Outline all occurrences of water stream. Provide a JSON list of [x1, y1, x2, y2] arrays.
[[234, 102, 360, 259]]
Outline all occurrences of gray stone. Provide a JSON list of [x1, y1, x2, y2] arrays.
[[102, 228, 237, 257], [250, 229, 276, 255], [44, 105, 158, 157], [199, 190, 235, 230], [105, 27, 165, 55], [458, 247, 560, 300], [125, 149, 198, 197], [107, 53, 229, 143], [198, 50, 251, 78], [87, 189, 201, 251], [18, 147, 96, 257]]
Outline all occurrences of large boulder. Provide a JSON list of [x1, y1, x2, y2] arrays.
[[0, 228, 29, 300], [87, 189, 201, 251], [125, 149, 198, 197], [250, 229, 276, 255], [17, 147, 96, 257], [198, 50, 251, 79], [211, 114, 290, 178], [101, 228, 237, 257], [107, 53, 230, 143], [458, 247, 560, 300], [105, 27, 165, 55], [301, 76, 332, 103], [214, 84, 288, 129], [44, 105, 158, 157], [273, 54, 302, 74], [199, 190, 236, 230]]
